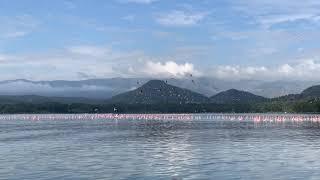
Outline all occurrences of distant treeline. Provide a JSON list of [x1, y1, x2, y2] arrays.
[[1, 99, 320, 114]]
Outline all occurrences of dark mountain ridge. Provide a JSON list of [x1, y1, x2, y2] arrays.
[[1, 80, 320, 106], [210, 89, 268, 104], [271, 85, 320, 102], [110, 81, 320, 105], [301, 85, 320, 97], [0, 78, 317, 99], [110, 80, 209, 104]]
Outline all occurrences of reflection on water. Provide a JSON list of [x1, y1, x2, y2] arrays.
[[1, 114, 320, 179]]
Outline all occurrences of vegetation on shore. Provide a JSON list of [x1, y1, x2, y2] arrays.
[[1, 99, 320, 114]]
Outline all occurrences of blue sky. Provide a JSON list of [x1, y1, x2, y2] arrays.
[[1, 0, 320, 81]]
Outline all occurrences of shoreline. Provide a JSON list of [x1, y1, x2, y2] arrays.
[[2, 113, 320, 122]]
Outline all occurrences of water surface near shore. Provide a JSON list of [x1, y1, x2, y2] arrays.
[[1, 114, 320, 179]]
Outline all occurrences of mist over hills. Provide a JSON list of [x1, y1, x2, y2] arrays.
[[0, 78, 148, 99], [0, 78, 317, 99], [0, 95, 103, 105]]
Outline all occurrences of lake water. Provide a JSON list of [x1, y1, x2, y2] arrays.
[[1, 114, 320, 179]]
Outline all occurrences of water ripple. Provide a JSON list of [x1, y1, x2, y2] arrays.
[[1, 114, 320, 179]]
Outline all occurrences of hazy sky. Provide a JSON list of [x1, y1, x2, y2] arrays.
[[1, 0, 320, 81]]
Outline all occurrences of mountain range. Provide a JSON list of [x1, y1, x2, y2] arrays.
[[1, 79, 320, 113], [1, 79, 320, 106], [110, 80, 319, 105], [0, 80, 267, 105], [0, 78, 318, 99]]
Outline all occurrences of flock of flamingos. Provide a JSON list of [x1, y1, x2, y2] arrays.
[[1, 113, 320, 123]]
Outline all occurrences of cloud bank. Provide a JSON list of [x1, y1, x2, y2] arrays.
[[1, 44, 320, 82], [211, 59, 320, 81]]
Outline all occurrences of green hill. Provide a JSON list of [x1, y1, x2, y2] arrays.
[[210, 89, 267, 104], [109, 80, 209, 104], [301, 85, 320, 97], [272, 85, 320, 102]]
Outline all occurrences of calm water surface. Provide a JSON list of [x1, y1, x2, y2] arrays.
[[1, 114, 320, 179]]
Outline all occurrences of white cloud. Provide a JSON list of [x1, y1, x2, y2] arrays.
[[156, 10, 207, 26], [278, 64, 294, 74], [217, 31, 250, 41], [0, 45, 202, 80], [259, 14, 318, 28], [0, 54, 12, 62], [0, 45, 143, 80], [118, 0, 158, 4], [67, 45, 111, 57], [230, 0, 320, 28], [210, 59, 320, 81], [213, 65, 268, 80], [2, 43, 320, 82], [141, 61, 201, 78]]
